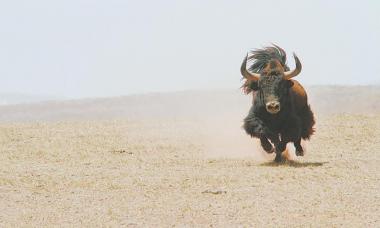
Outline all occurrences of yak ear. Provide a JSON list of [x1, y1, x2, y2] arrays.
[[250, 81, 259, 91], [285, 80, 294, 88]]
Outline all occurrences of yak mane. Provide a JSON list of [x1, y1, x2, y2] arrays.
[[242, 44, 290, 94], [248, 45, 290, 73]]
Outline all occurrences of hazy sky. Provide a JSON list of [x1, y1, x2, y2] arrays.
[[0, 1, 379, 98]]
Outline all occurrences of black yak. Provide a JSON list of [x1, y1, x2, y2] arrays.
[[240, 45, 315, 162]]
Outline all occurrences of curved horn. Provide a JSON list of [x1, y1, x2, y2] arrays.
[[284, 53, 302, 80], [240, 54, 260, 81]]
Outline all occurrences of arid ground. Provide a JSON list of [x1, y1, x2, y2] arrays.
[[0, 86, 379, 227]]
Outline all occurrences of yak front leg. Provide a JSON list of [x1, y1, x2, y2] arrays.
[[267, 135, 284, 162], [260, 136, 274, 153], [274, 139, 288, 162], [245, 117, 283, 162], [243, 115, 265, 138], [244, 115, 277, 154], [280, 118, 303, 158]]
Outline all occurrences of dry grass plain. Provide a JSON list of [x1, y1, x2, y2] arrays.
[[0, 86, 379, 227]]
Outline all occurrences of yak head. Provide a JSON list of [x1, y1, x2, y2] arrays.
[[240, 49, 302, 114]]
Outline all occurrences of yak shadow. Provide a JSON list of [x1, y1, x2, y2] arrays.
[[260, 160, 328, 168]]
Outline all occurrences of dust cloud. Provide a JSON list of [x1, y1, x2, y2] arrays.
[[198, 115, 307, 161], [199, 117, 267, 160]]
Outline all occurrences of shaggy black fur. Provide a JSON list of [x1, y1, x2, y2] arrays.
[[242, 45, 315, 162], [248, 44, 290, 73]]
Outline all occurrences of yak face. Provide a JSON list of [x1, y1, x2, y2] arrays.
[[240, 46, 303, 114], [250, 60, 294, 114]]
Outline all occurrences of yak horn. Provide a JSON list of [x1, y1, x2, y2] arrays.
[[240, 54, 260, 81], [284, 53, 302, 80]]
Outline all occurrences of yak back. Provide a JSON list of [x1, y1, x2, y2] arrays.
[[289, 79, 308, 112], [289, 80, 315, 139]]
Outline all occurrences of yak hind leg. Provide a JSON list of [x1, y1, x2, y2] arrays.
[[294, 138, 304, 156], [274, 140, 288, 162]]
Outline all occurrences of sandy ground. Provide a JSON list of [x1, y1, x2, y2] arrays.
[[0, 87, 379, 227]]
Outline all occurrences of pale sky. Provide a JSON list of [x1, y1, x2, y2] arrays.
[[0, 1, 379, 98]]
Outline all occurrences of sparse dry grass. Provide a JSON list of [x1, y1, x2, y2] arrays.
[[0, 113, 379, 227]]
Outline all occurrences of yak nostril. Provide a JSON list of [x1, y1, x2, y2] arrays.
[[274, 104, 280, 110]]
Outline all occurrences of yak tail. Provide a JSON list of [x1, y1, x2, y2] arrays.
[[299, 105, 315, 140]]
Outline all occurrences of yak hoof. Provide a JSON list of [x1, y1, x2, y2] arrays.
[[262, 144, 274, 154], [296, 150, 304, 156], [274, 154, 283, 163]]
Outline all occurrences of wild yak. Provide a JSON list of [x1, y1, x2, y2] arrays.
[[240, 45, 315, 162]]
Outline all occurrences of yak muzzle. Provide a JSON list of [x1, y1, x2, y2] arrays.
[[266, 101, 280, 114]]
